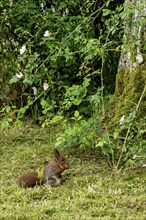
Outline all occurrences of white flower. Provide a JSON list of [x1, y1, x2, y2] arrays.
[[119, 115, 125, 125], [32, 87, 37, 95], [40, 3, 44, 9], [44, 30, 50, 37], [16, 72, 23, 78], [20, 45, 26, 55], [43, 82, 49, 91]]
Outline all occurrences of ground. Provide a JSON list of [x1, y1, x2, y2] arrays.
[[0, 124, 146, 220]]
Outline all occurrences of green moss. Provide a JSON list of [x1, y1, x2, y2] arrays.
[[115, 64, 146, 120]]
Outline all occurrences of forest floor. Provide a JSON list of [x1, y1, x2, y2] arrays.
[[0, 124, 146, 220]]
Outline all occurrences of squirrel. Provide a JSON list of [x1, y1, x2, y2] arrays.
[[17, 149, 69, 187], [17, 171, 43, 188], [43, 149, 69, 185]]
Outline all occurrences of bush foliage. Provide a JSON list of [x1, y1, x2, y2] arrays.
[[0, 0, 124, 120], [1, 0, 145, 168]]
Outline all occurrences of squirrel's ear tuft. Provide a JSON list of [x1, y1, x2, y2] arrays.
[[54, 149, 60, 157]]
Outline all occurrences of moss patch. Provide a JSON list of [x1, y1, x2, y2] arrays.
[[115, 64, 146, 120]]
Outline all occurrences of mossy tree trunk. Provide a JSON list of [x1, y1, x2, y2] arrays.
[[115, 0, 146, 120]]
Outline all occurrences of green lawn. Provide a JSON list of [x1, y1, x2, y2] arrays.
[[0, 125, 146, 220]]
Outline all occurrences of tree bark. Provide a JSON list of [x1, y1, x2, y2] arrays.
[[115, 0, 146, 120]]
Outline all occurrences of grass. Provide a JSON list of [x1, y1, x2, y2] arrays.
[[0, 124, 146, 220]]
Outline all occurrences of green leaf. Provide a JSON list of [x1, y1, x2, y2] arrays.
[[83, 78, 91, 88], [102, 9, 111, 16], [50, 116, 64, 124], [9, 76, 19, 84], [96, 141, 104, 147], [23, 78, 33, 85], [74, 110, 79, 118], [114, 132, 119, 139]]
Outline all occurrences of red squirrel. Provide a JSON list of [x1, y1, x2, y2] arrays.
[[43, 149, 69, 185], [17, 149, 69, 187], [17, 171, 42, 187]]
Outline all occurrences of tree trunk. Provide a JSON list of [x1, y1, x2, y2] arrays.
[[115, 0, 146, 120]]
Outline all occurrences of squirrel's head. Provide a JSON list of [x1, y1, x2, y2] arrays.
[[54, 149, 69, 170]]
